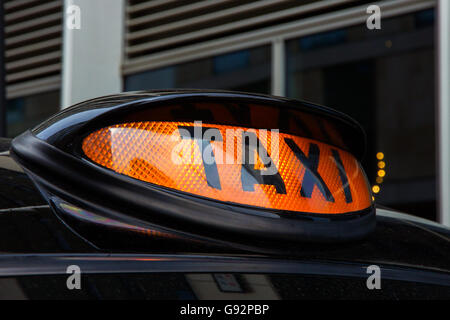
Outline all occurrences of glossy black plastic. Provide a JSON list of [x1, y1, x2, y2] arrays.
[[11, 90, 375, 246], [33, 90, 367, 159]]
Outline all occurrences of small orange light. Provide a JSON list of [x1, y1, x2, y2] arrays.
[[372, 185, 380, 194], [378, 170, 386, 178], [376, 152, 384, 160], [82, 122, 371, 214]]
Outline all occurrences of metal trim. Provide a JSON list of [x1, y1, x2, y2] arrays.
[[0, 254, 448, 287], [437, 0, 450, 226]]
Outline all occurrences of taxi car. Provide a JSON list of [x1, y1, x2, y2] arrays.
[[0, 90, 448, 300]]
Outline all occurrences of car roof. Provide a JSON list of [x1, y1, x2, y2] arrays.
[[0, 137, 449, 274]]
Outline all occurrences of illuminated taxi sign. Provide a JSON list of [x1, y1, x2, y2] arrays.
[[82, 121, 371, 214]]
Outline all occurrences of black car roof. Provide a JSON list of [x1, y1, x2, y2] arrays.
[[0, 137, 449, 274]]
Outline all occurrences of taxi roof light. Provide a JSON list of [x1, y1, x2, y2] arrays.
[[83, 121, 371, 215], [10, 90, 376, 247]]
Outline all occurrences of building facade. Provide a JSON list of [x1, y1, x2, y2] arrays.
[[3, 0, 449, 225]]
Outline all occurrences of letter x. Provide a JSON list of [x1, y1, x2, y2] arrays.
[[284, 138, 335, 202]]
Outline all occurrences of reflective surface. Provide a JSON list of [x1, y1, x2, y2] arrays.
[[0, 139, 448, 272], [0, 141, 449, 301], [82, 121, 371, 214], [1, 271, 449, 300], [0, 138, 45, 209], [7, 90, 60, 138], [125, 46, 271, 94]]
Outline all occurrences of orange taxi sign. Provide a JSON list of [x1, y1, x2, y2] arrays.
[[82, 121, 372, 214]]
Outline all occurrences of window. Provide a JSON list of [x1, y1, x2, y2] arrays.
[[125, 46, 271, 94], [7, 90, 60, 138], [286, 10, 436, 220]]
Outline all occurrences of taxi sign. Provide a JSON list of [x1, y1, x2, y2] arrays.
[[11, 90, 376, 245], [83, 121, 371, 214]]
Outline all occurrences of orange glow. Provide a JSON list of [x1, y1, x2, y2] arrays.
[[82, 122, 371, 214], [372, 185, 380, 194]]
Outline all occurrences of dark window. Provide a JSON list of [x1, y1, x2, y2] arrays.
[[286, 9, 436, 220], [125, 46, 271, 94], [7, 90, 60, 138]]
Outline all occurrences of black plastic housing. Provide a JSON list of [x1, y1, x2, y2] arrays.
[[10, 90, 375, 248]]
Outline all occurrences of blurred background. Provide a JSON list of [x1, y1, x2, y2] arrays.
[[0, 0, 447, 224]]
